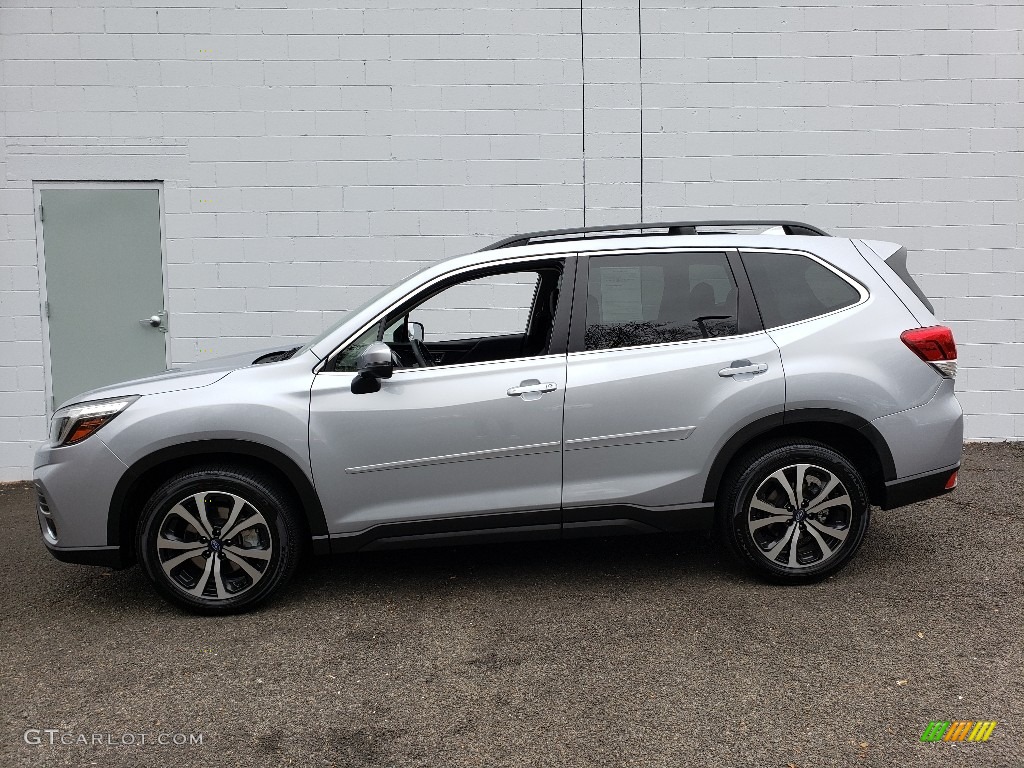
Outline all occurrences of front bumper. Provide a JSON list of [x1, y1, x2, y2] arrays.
[[33, 436, 129, 559]]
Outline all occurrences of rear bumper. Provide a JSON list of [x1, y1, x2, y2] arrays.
[[870, 377, 963, 479], [880, 463, 959, 510], [43, 541, 128, 569]]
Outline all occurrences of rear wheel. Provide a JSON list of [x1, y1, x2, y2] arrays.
[[719, 439, 870, 583], [136, 465, 301, 614]]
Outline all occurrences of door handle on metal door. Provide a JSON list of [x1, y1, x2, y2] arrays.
[[719, 362, 768, 377], [139, 311, 168, 333], [507, 382, 558, 397]]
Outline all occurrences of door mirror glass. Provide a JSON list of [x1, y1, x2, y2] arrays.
[[406, 321, 424, 342]]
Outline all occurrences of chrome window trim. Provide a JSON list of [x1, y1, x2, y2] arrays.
[[316, 352, 567, 377], [314, 252, 573, 374], [389, 353, 565, 376], [567, 329, 764, 359]]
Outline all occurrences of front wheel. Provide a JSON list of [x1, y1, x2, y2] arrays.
[[136, 465, 301, 614], [719, 440, 870, 583]]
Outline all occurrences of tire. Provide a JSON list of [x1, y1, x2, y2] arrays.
[[718, 439, 870, 583], [136, 465, 302, 614]]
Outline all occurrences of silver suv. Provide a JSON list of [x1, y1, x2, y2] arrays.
[[34, 220, 963, 613]]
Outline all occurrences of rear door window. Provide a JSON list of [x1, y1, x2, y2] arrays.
[[583, 252, 739, 351], [741, 251, 861, 329]]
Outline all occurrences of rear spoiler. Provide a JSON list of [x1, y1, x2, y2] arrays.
[[856, 240, 936, 318], [881, 246, 934, 314]]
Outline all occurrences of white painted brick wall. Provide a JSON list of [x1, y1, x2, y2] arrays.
[[640, 0, 1023, 444], [1, 1, 1022, 479]]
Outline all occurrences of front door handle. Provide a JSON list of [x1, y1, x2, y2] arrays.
[[719, 362, 768, 377], [507, 381, 558, 397]]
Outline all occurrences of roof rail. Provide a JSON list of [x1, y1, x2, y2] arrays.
[[478, 220, 830, 251]]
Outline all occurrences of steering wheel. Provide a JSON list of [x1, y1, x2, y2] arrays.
[[410, 337, 433, 368], [694, 315, 732, 339]]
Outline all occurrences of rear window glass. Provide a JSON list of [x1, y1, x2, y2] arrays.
[[584, 252, 738, 351], [741, 252, 860, 328]]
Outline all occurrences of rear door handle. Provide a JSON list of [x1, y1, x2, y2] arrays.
[[507, 382, 558, 397], [719, 363, 768, 377]]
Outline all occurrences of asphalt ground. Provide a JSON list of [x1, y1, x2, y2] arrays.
[[1, 442, 1021, 768]]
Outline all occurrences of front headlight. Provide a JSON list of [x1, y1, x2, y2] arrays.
[[49, 396, 139, 447]]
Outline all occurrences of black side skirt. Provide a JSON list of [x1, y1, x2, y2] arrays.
[[328, 503, 716, 553]]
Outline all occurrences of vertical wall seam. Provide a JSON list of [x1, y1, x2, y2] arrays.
[[580, 0, 587, 227], [638, 0, 643, 222]]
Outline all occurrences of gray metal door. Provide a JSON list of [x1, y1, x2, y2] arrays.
[[40, 187, 167, 408]]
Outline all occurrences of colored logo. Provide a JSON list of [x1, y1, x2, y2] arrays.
[[920, 721, 997, 742]]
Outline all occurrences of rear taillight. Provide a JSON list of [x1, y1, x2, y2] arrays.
[[901, 325, 957, 378]]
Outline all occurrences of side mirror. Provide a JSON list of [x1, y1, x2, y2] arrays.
[[407, 321, 424, 342], [351, 342, 393, 394], [356, 341, 394, 378]]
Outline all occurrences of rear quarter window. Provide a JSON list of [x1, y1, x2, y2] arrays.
[[741, 251, 861, 328]]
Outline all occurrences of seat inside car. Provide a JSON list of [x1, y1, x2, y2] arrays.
[[687, 281, 717, 318]]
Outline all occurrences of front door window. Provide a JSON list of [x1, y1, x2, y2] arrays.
[[328, 259, 565, 371]]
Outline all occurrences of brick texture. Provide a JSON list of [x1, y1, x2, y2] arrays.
[[1, 1, 1022, 477]]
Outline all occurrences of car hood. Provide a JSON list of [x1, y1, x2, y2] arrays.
[[173, 345, 295, 372], [55, 345, 295, 409]]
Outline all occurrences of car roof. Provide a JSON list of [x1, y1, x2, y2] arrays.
[[435, 219, 835, 271], [442, 232, 844, 277], [478, 219, 829, 250]]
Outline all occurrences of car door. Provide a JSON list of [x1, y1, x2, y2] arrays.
[[561, 248, 785, 529], [309, 256, 573, 544]]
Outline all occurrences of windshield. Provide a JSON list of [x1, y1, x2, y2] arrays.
[[295, 261, 435, 357]]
